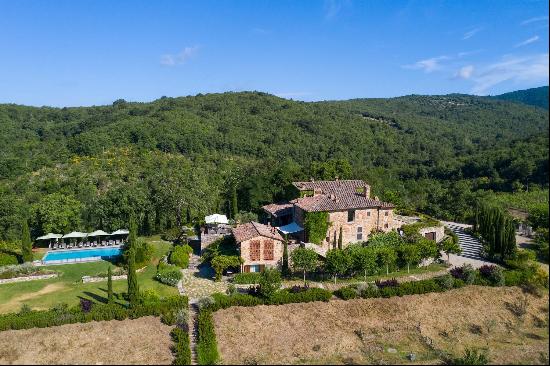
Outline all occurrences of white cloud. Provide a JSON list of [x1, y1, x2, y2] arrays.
[[160, 46, 199, 66], [462, 27, 482, 40], [403, 56, 450, 73], [521, 16, 549, 26], [514, 35, 540, 48], [469, 53, 549, 94], [455, 65, 475, 79]]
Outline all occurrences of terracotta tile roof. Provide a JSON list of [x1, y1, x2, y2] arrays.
[[261, 202, 293, 217], [232, 222, 284, 243], [292, 180, 367, 194], [292, 194, 393, 212]]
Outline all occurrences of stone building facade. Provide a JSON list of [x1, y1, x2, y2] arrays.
[[263, 179, 397, 250], [232, 222, 284, 273]]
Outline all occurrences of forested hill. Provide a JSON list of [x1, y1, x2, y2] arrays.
[[492, 86, 549, 109], [0, 91, 548, 240]]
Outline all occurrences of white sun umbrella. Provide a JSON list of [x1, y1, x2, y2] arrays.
[[61, 231, 87, 247], [36, 233, 63, 248], [36, 233, 63, 240], [88, 230, 111, 245], [110, 229, 129, 235], [205, 214, 229, 225]]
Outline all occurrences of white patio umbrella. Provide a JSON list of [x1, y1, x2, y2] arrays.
[[62, 232, 87, 247], [88, 230, 111, 245], [205, 214, 229, 225], [110, 229, 129, 235], [36, 233, 63, 248]]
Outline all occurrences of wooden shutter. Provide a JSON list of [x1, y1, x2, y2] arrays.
[[263, 240, 274, 260], [250, 240, 261, 261]]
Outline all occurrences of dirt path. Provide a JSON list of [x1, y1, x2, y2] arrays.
[[2, 283, 65, 312]]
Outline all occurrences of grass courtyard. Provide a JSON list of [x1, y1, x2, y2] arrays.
[[0, 236, 177, 314]]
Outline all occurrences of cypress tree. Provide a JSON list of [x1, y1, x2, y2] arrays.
[[282, 238, 289, 276], [127, 216, 140, 307], [231, 185, 238, 219], [338, 227, 343, 250], [332, 231, 337, 250], [21, 219, 33, 262], [107, 266, 113, 303]]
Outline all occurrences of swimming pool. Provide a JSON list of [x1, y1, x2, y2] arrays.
[[42, 247, 123, 264]]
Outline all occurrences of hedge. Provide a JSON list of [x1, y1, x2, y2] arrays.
[[171, 327, 192, 365], [0, 252, 19, 266], [155, 265, 183, 287], [0, 295, 188, 331], [232, 272, 261, 284], [197, 309, 219, 365]]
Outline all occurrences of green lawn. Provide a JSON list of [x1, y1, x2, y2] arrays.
[[0, 237, 178, 314]]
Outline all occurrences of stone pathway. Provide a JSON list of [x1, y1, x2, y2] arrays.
[[178, 254, 228, 299], [441, 221, 496, 269]]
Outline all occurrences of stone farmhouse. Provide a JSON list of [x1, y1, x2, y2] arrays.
[[262, 179, 397, 251], [231, 221, 284, 273], [229, 179, 445, 272]]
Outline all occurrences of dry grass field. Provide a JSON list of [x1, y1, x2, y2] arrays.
[[0, 316, 173, 365], [214, 286, 549, 365]]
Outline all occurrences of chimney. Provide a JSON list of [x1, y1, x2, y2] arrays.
[[335, 176, 339, 181], [310, 177, 315, 182], [363, 185, 370, 198], [374, 196, 379, 201]]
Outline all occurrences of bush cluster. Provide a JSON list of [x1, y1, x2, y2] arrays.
[[232, 272, 261, 284], [477, 265, 505, 286], [334, 286, 358, 300], [0, 252, 18, 266], [155, 263, 183, 287], [170, 245, 193, 269], [0, 263, 55, 280]]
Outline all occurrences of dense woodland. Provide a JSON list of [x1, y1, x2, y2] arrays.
[[0, 90, 548, 241]]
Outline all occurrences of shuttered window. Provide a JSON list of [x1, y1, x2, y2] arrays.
[[250, 240, 261, 261], [264, 240, 274, 260]]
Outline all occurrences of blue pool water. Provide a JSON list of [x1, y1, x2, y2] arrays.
[[43, 247, 122, 263]]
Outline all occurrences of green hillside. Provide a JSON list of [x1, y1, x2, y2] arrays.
[[0, 91, 548, 240], [492, 86, 549, 109]]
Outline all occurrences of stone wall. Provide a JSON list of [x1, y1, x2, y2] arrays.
[[323, 208, 395, 250], [239, 236, 284, 269], [0, 273, 57, 285], [82, 275, 127, 283], [418, 226, 445, 243]]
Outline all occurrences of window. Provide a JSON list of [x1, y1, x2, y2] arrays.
[[357, 227, 363, 241], [367, 211, 371, 217], [384, 211, 389, 216], [384, 223, 389, 228], [250, 240, 260, 261], [263, 240, 274, 260], [347, 209, 355, 222]]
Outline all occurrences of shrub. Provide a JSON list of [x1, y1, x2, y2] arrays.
[[80, 298, 93, 313], [258, 268, 282, 299], [375, 278, 398, 288], [435, 274, 455, 290], [232, 272, 261, 284], [0, 252, 19, 266], [0, 263, 55, 280], [267, 288, 332, 305], [226, 284, 237, 296], [450, 348, 489, 365], [170, 246, 191, 268], [450, 264, 476, 284], [155, 265, 183, 287], [478, 265, 505, 287], [134, 240, 155, 267], [210, 293, 263, 311], [171, 328, 191, 365], [334, 286, 358, 300]]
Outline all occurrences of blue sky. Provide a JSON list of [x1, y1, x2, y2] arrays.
[[0, 0, 548, 106]]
